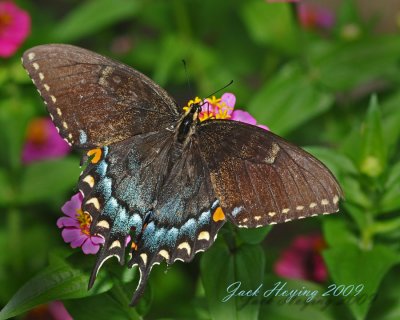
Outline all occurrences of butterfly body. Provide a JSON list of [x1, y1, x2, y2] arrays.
[[22, 44, 343, 305], [176, 103, 201, 144]]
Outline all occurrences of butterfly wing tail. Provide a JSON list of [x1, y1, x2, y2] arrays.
[[128, 253, 162, 306], [88, 236, 128, 289], [129, 265, 147, 306]]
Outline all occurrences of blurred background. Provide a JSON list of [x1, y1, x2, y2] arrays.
[[1, 0, 400, 319]]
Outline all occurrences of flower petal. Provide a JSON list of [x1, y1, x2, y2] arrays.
[[70, 234, 88, 248], [201, 100, 215, 115], [48, 301, 73, 320], [220, 93, 236, 116], [22, 118, 70, 164], [274, 250, 306, 279], [313, 254, 328, 282], [257, 124, 270, 131], [61, 228, 82, 244], [56, 216, 80, 228], [61, 193, 83, 217], [82, 238, 101, 254], [298, 4, 335, 30], [0, 2, 30, 58], [274, 234, 327, 283], [125, 235, 131, 246], [91, 235, 105, 245], [221, 93, 236, 108], [231, 110, 257, 125]]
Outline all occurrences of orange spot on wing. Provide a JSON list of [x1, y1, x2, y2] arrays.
[[131, 242, 138, 251], [213, 207, 225, 222], [87, 148, 102, 163]]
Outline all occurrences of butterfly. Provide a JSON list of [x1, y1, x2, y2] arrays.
[[22, 44, 343, 305]]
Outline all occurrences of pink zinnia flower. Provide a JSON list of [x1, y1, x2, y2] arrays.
[[22, 117, 70, 164], [266, 0, 298, 3], [297, 4, 335, 30], [185, 93, 269, 130], [274, 234, 328, 283], [230, 109, 270, 131], [57, 193, 105, 254], [48, 301, 73, 320], [0, 1, 30, 57], [24, 301, 72, 320]]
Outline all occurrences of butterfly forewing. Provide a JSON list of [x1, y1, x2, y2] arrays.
[[197, 120, 343, 227], [22, 44, 179, 148]]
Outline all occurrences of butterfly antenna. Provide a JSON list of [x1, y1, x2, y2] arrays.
[[204, 80, 233, 100]]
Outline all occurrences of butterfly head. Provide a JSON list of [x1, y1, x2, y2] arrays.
[[177, 100, 202, 143], [182, 97, 202, 115]]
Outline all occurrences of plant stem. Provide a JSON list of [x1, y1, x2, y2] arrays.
[[360, 211, 374, 250], [8, 207, 23, 273]]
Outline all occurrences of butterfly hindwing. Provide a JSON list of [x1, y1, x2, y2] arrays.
[[197, 120, 343, 228], [22, 44, 179, 148], [78, 129, 225, 304]]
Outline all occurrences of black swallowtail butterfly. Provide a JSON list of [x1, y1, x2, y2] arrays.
[[22, 44, 343, 305]]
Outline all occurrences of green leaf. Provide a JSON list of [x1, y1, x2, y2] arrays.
[[370, 217, 400, 237], [10, 60, 31, 84], [322, 218, 358, 248], [384, 161, 400, 189], [259, 278, 337, 320], [309, 35, 400, 91], [201, 242, 235, 319], [304, 147, 358, 178], [381, 91, 400, 156], [18, 157, 81, 205], [368, 268, 400, 320], [341, 176, 372, 209], [336, 0, 362, 28], [380, 161, 400, 213], [247, 63, 334, 136], [0, 168, 13, 206], [201, 241, 265, 320], [323, 244, 399, 320], [0, 97, 35, 170], [0, 256, 112, 320], [237, 226, 272, 245], [340, 122, 363, 169], [240, 1, 297, 54], [343, 202, 370, 232], [152, 35, 188, 86], [51, 0, 141, 42], [359, 95, 387, 177], [64, 288, 141, 320]]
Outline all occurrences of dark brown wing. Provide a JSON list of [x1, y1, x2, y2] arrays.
[[22, 44, 179, 148], [78, 130, 224, 305], [197, 120, 343, 228]]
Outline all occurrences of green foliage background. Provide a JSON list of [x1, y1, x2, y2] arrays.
[[1, 0, 400, 319]]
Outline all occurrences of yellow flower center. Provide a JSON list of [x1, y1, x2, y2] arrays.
[[0, 12, 12, 31], [76, 209, 92, 235], [206, 96, 221, 105], [26, 118, 48, 145], [182, 96, 202, 113], [182, 96, 233, 122]]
